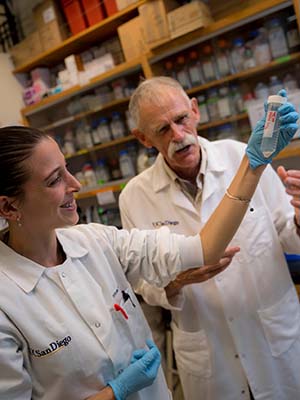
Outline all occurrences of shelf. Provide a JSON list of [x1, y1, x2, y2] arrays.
[[65, 135, 136, 160], [274, 139, 300, 160], [13, 0, 147, 74], [22, 59, 141, 116], [148, 0, 292, 61], [198, 112, 248, 131], [187, 52, 300, 97], [76, 177, 130, 200], [42, 97, 130, 131]]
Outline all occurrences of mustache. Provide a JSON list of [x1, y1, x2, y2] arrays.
[[167, 134, 198, 159]]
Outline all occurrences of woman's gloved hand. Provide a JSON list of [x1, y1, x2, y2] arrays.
[[108, 339, 161, 400], [246, 89, 299, 169]]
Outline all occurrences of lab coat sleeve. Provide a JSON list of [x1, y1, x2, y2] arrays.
[[0, 311, 32, 399], [260, 165, 300, 253], [90, 224, 203, 288], [135, 279, 185, 310]]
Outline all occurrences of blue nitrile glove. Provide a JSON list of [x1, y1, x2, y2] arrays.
[[108, 339, 161, 400], [246, 89, 299, 169]]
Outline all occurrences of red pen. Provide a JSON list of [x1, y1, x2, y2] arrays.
[[114, 303, 128, 320]]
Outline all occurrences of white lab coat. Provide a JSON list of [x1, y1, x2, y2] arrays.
[[0, 223, 203, 400], [119, 138, 300, 400]]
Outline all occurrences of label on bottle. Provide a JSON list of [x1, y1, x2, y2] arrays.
[[264, 110, 277, 137]]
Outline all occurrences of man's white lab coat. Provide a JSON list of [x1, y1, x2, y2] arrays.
[[119, 138, 300, 400]]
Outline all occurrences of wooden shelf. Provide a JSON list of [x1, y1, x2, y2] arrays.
[[198, 112, 248, 131], [76, 177, 130, 200], [187, 52, 300, 97], [14, 0, 147, 74], [274, 139, 300, 160], [65, 135, 136, 160], [22, 59, 141, 116], [42, 97, 130, 131], [148, 0, 292, 59]]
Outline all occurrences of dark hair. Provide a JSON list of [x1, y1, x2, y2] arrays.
[[0, 126, 50, 198]]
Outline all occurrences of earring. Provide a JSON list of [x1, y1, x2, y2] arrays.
[[16, 215, 22, 227]]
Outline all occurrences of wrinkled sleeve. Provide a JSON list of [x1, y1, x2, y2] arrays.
[[91, 224, 203, 288], [135, 279, 185, 310], [261, 165, 300, 253], [0, 311, 32, 399]]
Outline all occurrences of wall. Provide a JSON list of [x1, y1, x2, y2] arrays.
[[0, 52, 24, 126]]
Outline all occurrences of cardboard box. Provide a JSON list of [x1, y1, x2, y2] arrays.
[[138, 0, 178, 46], [9, 31, 43, 67], [167, 1, 213, 39], [33, 0, 64, 29], [116, 0, 137, 11], [39, 20, 67, 51], [33, 0, 67, 50], [118, 16, 148, 61]]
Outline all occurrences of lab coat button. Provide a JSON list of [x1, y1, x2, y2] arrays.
[[61, 272, 66, 278], [235, 354, 239, 358], [241, 389, 246, 394], [95, 322, 101, 328]]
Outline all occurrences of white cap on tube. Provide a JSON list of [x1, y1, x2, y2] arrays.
[[267, 95, 287, 104]]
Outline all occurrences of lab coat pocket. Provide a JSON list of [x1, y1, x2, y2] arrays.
[[171, 321, 212, 378], [241, 207, 271, 259], [112, 286, 151, 349], [258, 286, 300, 357]]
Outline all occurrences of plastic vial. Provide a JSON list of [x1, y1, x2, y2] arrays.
[[202, 44, 218, 81], [110, 112, 126, 140], [267, 18, 289, 59], [197, 94, 210, 123], [95, 159, 110, 184], [164, 60, 177, 80], [251, 28, 272, 66], [119, 150, 136, 178], [188, 50, 204, 86], [261, 95, 287, 158], [215, 39, 232, 77], [98, 117, 112, 143], [175, 55, 191, 90], [231, 38, 245, 73], [207, 88, 220, 121]]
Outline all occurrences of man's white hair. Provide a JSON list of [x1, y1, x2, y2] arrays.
[[129, 77, 190, 130]]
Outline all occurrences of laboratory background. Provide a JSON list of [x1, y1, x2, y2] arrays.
[[1, 0, 300, 398]]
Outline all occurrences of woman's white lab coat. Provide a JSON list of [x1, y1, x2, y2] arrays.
[[0, 224, 203, 400], [119, 138, 300, 400]]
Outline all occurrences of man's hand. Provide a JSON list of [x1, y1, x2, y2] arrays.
[[165, 246, 240, 298], [277, 166, 300, 228]]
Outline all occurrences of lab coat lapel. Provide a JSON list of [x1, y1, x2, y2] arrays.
[[199, 138, 227, 219]]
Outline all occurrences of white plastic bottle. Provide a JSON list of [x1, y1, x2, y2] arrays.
[[110, 112, 126, 140], [267, 18, 289, 59], [261, 95, 287, 157], [119, 150, 136, 178]]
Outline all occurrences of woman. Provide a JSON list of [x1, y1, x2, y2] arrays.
[[0, 95, 297, 400]]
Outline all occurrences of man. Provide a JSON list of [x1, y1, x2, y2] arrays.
[[119, 77, 300, 400]]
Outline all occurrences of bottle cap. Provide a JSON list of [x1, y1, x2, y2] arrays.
[[267, 95, 287, 104]]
